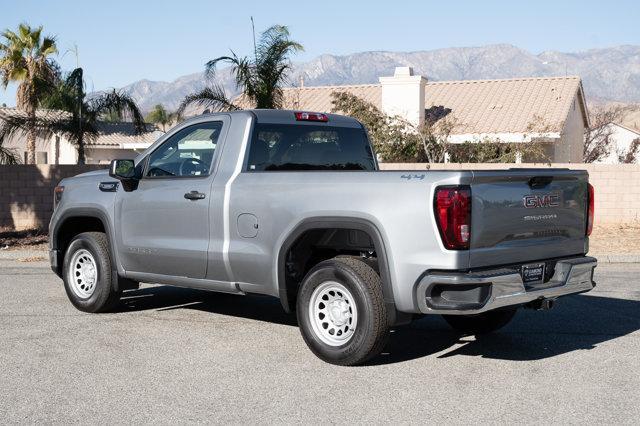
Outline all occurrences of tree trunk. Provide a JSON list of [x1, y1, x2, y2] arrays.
[[77, 133, 85, 165], [26, 110, 36, 164], [54, 135, 60, 165], [26, 129, 36, 164]]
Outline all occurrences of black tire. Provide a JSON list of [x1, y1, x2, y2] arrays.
[[62, 232, 121, 313], [296, 256, 389, 366], [442, 308, 517, 335]]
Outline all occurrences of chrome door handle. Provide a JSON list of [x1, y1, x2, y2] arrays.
[[184, 191, 206, 200]]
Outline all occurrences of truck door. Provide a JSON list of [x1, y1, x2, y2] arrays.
[[114, 118, 228, 279]]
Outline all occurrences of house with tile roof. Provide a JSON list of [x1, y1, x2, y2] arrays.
[[0, 107, 163, 164], [278, 67, 590, 162]]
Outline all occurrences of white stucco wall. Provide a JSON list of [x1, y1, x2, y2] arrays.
[[57, 138, 78, 164], [595, 123, 640, 164], [85, 148, 141, 165], [379, 67, 427, 127], [3, 133, 53, 164], [1, 132, 80, 164], [555, 98, 586, 163]]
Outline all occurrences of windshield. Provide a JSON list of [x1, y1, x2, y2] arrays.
[[246, 123, 376, 171]]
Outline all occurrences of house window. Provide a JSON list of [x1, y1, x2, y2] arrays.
[[22, 152, 48, 164], [36, 152, 48, 164]]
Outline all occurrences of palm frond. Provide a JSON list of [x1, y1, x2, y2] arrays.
[[0, 146, 19, 164], [40, 36, 57, 56], [184, 23, 302, 113], [0, 109, 71, 140], [204, 55, 239, 78], [176, 85, 239, 118], [89, 89, 146, 133]]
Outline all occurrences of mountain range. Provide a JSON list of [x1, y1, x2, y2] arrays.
[[115, 44, 640, 113]]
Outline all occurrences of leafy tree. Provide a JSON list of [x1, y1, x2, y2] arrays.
[[146, 104, 174, 131], [0, 23, 58, 164], [448, 116, 552, 163], [1, 67, 145, 164], [332, 91, 551, 164], [331, 91, 455, 163], [331, 91, 420, 162], [178, 25, 303, 116], [447, 140, 547, 163]]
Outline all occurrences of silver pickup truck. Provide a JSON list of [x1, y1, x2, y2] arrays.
[[49, 109, 597, 365]]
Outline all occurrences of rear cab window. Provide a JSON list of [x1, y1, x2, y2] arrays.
[[246, 123, 376, 171]]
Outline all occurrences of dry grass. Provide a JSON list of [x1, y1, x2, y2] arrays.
[[17, 256, 47, 262], [589, 224, 640, 254], [0, 227, 48, 251]]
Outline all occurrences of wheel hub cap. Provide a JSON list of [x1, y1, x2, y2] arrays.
[[68, 249, 98, 299], [308, 281, 358, 346], [328, 300, 350, 326]]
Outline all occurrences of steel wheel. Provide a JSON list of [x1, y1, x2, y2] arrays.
[[67, 248, 98, 299], [308, 280, 358, 346]]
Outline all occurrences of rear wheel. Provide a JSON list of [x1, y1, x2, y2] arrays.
[[62, 232, 121, 313], [296, 257, 389, 366], [442, 308, 517, 335]]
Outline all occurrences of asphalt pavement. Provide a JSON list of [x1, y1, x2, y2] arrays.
[[1, 255, 639, 424]]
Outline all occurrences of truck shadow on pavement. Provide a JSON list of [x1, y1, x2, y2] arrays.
[[117, 285, 298, 327], [370, 293, 640, 365], [117, 287, 640, 365]]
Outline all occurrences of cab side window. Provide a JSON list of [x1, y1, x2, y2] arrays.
[[146, 121, 223, 177]]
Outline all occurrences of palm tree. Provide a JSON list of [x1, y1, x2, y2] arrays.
[[0, 23, 58, 164], [145, 104, 174, 131], [0, 67, 145, 164], [177, 25, 302, 116], [0, 141, 19, 164]]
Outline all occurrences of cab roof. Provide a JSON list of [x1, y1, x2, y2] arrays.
[[200, 109, 363, 128]]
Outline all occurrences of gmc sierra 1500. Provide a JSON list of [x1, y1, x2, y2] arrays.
[[49, 109, 597, 365]]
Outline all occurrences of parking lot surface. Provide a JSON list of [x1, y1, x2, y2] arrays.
[[1, 257, 639, 424]]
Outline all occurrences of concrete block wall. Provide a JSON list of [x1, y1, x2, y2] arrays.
[[0, 165, 102, 230], [1, 163, 638, 231], [380, 163, 640, 225]]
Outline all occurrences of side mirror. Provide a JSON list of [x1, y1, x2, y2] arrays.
[[109, 159, 138, 180], [109, 159, 141, 191]]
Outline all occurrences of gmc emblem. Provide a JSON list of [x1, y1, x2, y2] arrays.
[[523, 193, 561, 208]]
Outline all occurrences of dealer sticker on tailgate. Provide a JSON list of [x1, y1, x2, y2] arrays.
[[522, 263, 545, 285]]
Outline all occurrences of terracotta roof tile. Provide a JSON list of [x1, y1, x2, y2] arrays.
[[277, 76, 588, 134], [0, 107, 163, 148], [89, 122, 163, 147]]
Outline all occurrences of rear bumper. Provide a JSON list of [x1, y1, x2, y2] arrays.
[[415, 256, 597, 315]]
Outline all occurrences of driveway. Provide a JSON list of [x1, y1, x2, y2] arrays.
[[1, 256, 639, 424]]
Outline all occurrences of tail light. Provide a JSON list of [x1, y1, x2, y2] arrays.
[[434, 186, 471, 250], [586, 183, 594, 236], [294, 111, 329, 122]]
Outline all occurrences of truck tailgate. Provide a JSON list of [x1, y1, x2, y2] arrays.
[[469, 169, 589, 268]]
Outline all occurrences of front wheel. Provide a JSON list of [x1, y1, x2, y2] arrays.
[[442, 308, 517, 335], [296, 257, 389, 366], [62, 232, 121, 313]]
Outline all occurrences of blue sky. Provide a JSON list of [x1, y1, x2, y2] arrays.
[[1, 0, 639, 106]]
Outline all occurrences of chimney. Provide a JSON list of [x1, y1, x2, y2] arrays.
[[379, 67, 427, 127]]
